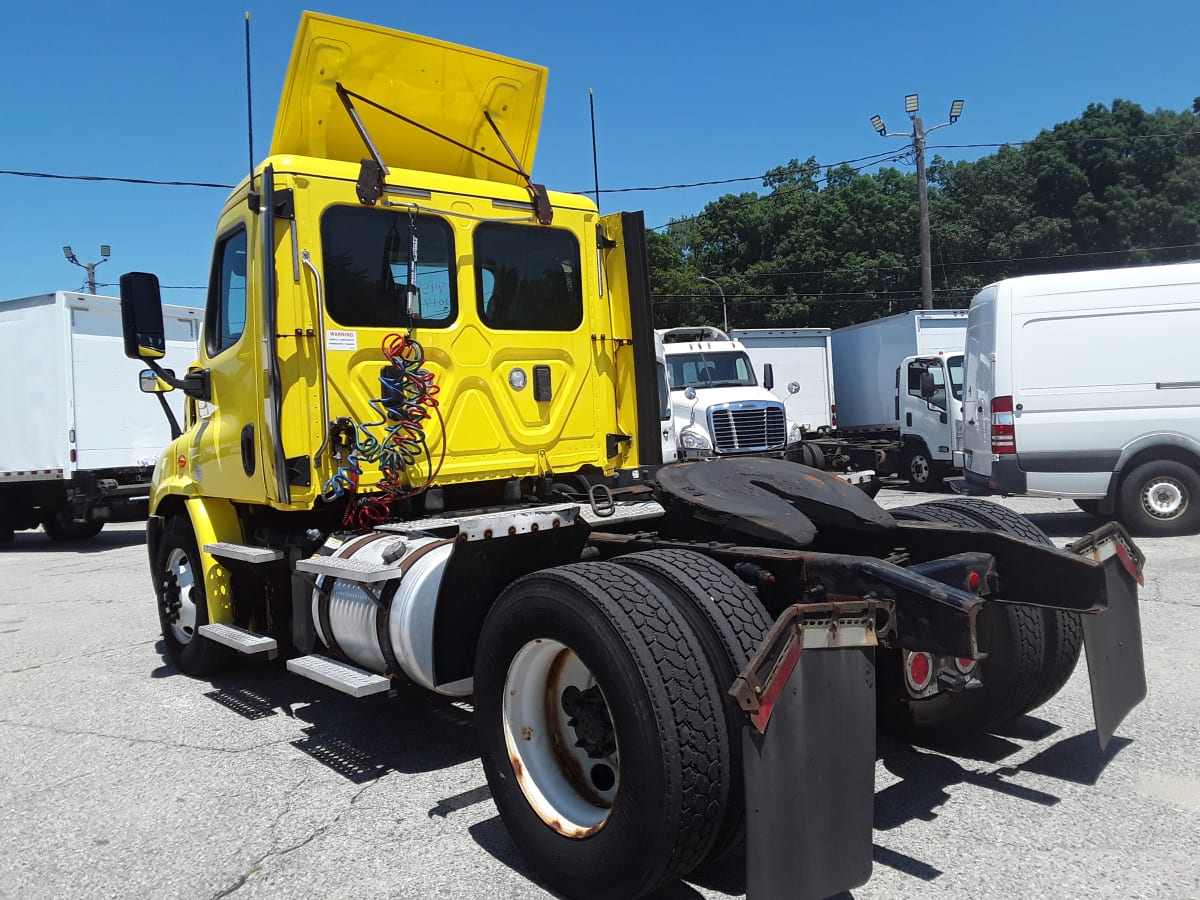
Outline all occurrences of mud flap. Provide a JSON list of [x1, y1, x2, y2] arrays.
[[1082, 557, 1146, 750], [741, 648, 876, 899]]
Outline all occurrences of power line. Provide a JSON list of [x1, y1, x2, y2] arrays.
[[0, 169, 234, 189]]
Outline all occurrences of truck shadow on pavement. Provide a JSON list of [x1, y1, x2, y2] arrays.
[[155, 651, 479, 781], [2, 527, 147, 554]]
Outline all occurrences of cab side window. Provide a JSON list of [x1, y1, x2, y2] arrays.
[[205, 227, 248, 356]]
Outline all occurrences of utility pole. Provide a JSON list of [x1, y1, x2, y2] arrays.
[[63, 244, 111, 295], [697, 275, 728, 333], [870, 96, 963, 310]]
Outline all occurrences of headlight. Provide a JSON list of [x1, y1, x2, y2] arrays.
[[679, 428, 712, 450], [788, 423, 803, 445]]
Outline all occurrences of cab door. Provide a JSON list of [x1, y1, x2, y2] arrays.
[[901, 357, 954, 462], [186, 218, 268, 502]]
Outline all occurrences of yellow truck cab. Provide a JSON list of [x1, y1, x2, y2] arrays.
[[119, 13, 1148, 900]]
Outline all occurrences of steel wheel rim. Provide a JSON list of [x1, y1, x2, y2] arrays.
[[502, 639, 620, 838], [911, 454, 930, 483], [1141, 477, 1186, 520], [164, 547, 197, 645]]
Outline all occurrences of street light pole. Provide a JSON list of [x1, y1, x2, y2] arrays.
[[697, 275, 728, 333], [870, 96, 963, 310], [63, 244, 111, 295]]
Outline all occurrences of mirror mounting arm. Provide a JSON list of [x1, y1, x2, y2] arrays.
[[145, 358, 211, 402]]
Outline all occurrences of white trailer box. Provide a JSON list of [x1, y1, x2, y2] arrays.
[[958, 262, 1200, 536], [831, 310, 968, 430], [730, 328, 834, 432], [0, 291, 200, 540]]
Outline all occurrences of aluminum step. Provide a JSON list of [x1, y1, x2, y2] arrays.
[[197, 623, 278, 658], [294, 555, 402, 584], [203, 542, 283, 564], [286, 655, 392, 698]]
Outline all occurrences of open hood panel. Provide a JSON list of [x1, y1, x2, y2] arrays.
[[270, 12, 547, 186]]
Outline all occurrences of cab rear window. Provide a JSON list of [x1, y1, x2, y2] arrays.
[[321, 206, 456, 328], [474, 223, 582, 331]]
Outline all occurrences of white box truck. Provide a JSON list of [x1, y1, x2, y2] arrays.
[[803, 310, 968, 489], [730, 328, 835, 433], [955, 261, 1200, 536], [0, 291, 200, 541]]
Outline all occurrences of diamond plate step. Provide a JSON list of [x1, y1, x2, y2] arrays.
[[203, 542, 283, 564], [286, 655, 392, 698], [295, 555, 402, 584], [197, 623, 278, 658]]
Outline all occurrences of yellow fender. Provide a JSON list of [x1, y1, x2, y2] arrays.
[[184, 496, 244, 626]]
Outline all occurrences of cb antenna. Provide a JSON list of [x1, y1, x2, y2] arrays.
[[244, 11, 257, 207], [589, 88, 600, 212]]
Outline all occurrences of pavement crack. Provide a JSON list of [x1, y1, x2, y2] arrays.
[[0, 719, 300, 756], [1, 639, 159, 675]]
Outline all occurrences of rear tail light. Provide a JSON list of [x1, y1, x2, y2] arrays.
[[991, 395, 1016, 454], [830, 404, 837, 429]]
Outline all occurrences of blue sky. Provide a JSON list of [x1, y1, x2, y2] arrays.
[[3, 0, 1196, 306]]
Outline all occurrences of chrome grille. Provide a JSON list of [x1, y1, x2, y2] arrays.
[[708, 403, 788, 453]]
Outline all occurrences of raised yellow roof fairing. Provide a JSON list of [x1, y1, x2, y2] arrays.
[[270, 11, 547, 186]]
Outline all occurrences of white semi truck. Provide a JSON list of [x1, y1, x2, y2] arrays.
[[659, 326, 803, 460], [0, 291, 199, 541], [812, 310, 969, 489]]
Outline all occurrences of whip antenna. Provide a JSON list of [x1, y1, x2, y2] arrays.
[[244, 12, 256, 202], [589, 88, 600, 212]]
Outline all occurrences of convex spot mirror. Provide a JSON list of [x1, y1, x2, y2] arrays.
[[787, 381, 801, 395], [140, 369, 176, 393], [120, 272, 166, 361], [684, 387, 698, 401]]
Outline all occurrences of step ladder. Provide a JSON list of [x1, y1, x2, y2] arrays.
[[294, 555, 403, 585], [197, 623, 278, 659], [287, 654, 393, 698], [203, 542, 284, 564]]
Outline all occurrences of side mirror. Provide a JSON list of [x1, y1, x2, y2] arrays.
[[763, 363, 774, 391], [787, 381, 801, 395], [140, 369, 176, 393], [120, 272, 167, 360], [919, 371, 936, 400]]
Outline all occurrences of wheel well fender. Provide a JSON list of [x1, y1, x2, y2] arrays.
[[158, 497, 244, 627]]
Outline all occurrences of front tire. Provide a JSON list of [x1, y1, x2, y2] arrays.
[[154, 517, 232, 676], [1117, 460, 1200, 536], [475, 562, 729, 900], [903, 442, 944, 491]]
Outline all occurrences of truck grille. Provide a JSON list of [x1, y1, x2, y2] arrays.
[[708, 403, 788, 453]]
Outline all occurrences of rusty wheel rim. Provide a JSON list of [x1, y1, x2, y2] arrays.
[[502, 639, 620, 838]]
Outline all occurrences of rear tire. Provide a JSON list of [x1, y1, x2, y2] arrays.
[[615, 549, 771, 863], [154, 516, 232, 676], [42, 512, 104, 542], [1117, 460, 1200, 536], [800, 443, 826, 470], [920, 498, 1083, 715], [474, 562, 729, 900], [884, 502, 1045, 741], [903, 442, 944, 491]]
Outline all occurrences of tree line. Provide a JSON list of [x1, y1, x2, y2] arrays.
[[648, 99, 1200, 330]]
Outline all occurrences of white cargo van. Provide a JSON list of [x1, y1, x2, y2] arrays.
[[957, 262, 1200, 535]]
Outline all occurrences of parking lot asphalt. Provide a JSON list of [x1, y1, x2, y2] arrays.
[[1, 488, 1197, 900]]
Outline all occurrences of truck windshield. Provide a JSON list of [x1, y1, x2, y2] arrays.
[[666, 351, 757, 390], [947, 355, 964, 401]]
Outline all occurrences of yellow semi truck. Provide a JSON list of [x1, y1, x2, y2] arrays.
[[119, 13, 1147, 899]]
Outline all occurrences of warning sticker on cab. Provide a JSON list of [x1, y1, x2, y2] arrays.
[[326, 329, 358, 351]]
